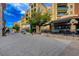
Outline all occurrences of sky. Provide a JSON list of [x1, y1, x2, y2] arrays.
[[43, 3, 52, 7], [4, 3, 29, 27], [4, 3, 52, 28]]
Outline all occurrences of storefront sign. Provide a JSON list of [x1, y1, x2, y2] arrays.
[[70, 19, 78, 32]]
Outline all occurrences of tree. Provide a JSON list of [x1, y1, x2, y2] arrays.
[[26, 11, 51, 33], [13, 23, 20, 32]]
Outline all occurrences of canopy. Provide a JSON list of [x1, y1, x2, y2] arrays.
[[43, 15, 79, 26], [50, 15, 79, 24]]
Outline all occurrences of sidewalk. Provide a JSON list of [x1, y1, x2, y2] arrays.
[[41, 33, 79, 41]]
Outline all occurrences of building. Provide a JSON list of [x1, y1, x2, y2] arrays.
[[52, 3, 69, 20], [24, 3, 49, 32], [29, 3, 47, 18], [47, 6, 52, 20], [0, 4, 2, 33], [50, 3, 79, 33], [41, 5, 53, 31], [52, 3, 79, 20], [0, 4, 2, 22], [20, 3, 48, 26]]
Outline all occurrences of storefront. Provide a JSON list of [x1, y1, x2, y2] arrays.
[[50, 16, 79, 34]]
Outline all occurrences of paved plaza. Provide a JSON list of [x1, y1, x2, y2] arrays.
[[0, 33, 79, 56]]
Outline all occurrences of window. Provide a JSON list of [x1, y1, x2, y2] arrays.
[[34, 3, 36, 7], [57, 3, 67, 7], [31, 5, 33, 8], [70, 5, 73, 8], [48, 9, 52, 13], [26, 14, 28, 16], [31, 10, 33, 12], [57, 12, 67, 16], [34, 8, 36, 11]]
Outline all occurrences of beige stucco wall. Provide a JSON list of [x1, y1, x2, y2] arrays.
[[51, 3, 57, 21]]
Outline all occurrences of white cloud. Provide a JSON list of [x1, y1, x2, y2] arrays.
[[20, 11, 25, 14]]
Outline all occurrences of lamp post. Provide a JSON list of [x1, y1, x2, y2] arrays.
[[1, 3, 6, 36]]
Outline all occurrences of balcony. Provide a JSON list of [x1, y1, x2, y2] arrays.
[[57, 7, 68, 11], [57, 13, 68, 16], [57, 3, 67, 7], [57, 10, 67, 13]]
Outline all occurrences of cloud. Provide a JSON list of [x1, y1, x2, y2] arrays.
[[4, 3, 29, 27]]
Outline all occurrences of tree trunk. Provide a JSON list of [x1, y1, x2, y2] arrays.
[[39, 26, 41, 34], [36, 25, 40, 34], [29, 23, 33, 33]]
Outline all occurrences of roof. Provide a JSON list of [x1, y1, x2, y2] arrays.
[[43, 20, 53, 26], [43, 15, 79, 25], [51, 15, 79, 24]]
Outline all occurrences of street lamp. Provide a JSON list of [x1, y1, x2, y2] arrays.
[[1, 3, 6, 36]]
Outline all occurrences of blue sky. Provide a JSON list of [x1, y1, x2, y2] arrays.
[[43, 3, 52, 7], [4, 3, 51, 27], [4, 3, 29, 27]]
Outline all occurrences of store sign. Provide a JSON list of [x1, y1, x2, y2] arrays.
[[70, 19, 78, 24], [70, 19, 78, 32]]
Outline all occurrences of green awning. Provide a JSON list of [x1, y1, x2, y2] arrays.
[[52, 18, 71, 24], [43, 16, 79, 26], [43, 21, 53, 26]]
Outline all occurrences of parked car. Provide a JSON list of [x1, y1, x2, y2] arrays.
[[21, 29, 26, 34]]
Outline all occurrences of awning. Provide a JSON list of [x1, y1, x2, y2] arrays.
[[43, 15, 79, 26], [50, 15, 79, 24], [43, 21, 53, 26], [52, 18, 71, 24]]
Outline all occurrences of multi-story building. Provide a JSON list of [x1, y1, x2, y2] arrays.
[[52, 3, 79, 20], [52, 3, 68, 20], [29, 3, 48, 32], [29, 3, 47, 18], [0, 4, 2, 22], [0, 4, 2, 33], [47, 6, 52, 20], [51, 3, 79, 33], [20, 3, 48, 25]]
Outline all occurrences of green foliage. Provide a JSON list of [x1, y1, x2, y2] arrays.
[[26, 11, 51, 26], [13, 24, 20, 32]]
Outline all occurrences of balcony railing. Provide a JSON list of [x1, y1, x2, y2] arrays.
[[57, 12, 68, 16], [57, 10, 67, 13], [57, 14, 67, 16], [57, 3, 67, 7], [57, 7, 68, 11]]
